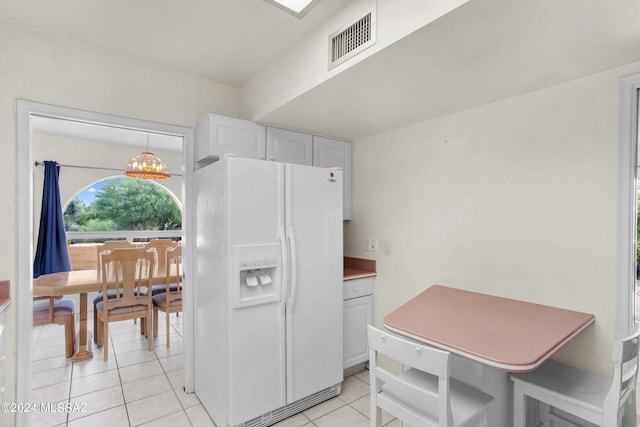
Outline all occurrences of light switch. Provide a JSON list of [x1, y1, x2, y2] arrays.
[[364, 237, 378, 252]]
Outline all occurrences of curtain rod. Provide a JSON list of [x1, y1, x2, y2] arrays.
[[34, 161, 182, 177]]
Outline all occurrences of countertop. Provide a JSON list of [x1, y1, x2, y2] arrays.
[[0, 280, 10, 312], [344, 257, 376, 281], [383, 285, 595, 372]]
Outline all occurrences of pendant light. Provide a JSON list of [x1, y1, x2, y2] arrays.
[[125, 134, 170, 180]]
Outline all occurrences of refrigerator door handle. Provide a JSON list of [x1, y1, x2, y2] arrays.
[[279, 226, 289, 315], [287, 225, 297, 313]]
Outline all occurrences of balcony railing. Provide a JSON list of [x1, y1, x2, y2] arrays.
[[66, 230, 182, 270], [66, 230, 182, 244]]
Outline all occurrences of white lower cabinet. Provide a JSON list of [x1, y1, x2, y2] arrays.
[[343, 277, 373, 370], [0, 311, 4, 427]]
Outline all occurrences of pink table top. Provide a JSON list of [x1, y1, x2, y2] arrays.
[[383, 285, 595, 372]]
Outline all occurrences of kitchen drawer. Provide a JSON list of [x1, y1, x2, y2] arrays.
[[343, 277, 373, 300]]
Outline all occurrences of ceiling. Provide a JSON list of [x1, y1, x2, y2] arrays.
[[5, 0, 640, 142], [0, 0, 346, 87]]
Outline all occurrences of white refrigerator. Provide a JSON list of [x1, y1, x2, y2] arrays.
[[194, 156, 343, 427]]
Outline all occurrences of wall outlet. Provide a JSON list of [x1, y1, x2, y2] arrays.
[[364, 237, 378, 252]]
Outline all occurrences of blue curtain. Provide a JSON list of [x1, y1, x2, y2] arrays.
[[33, 161, 71, 278]]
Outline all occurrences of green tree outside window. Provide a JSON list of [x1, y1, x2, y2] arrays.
[[64, 177, 181, 232]]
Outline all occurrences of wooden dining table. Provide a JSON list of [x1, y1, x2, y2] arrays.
[[34, 267, 181, 361], [383, 284, 595, 426]]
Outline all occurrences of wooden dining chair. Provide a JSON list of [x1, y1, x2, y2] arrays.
[[368, 325, 494, 427], [95, 247, 155, 360], [141, 240, 181, 331], [33, 296, 75, 358], [96, 241, 138, 275], [511, 327, 640, 427], [152, 245, 182, 347], [93, 240, 136, 344], [140, 239, 179, 297]]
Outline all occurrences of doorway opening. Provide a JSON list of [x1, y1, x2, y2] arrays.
[[618, 78, 640, 336], [16, 100, 195, 427]]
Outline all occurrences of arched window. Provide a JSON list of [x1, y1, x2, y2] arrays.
[[63, 176, 181, 243]]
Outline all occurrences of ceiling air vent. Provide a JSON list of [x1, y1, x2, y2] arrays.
[[328, 4, 376, 70]]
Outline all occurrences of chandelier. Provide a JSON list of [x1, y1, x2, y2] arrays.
[[125, 135, 170, 180]]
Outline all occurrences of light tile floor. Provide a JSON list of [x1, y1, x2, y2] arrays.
[[32, 312, 396, 427]]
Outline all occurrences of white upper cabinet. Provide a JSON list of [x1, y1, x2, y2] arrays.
[[266, 127, 313, 165], [313, 136, 352, 220], [196, 113, 266, 163], [195, 114, 351, 219]]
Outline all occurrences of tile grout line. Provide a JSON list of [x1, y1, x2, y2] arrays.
[[65, 352, 74, 426], [154, 320, 195, 427], [111, 329, 134, 427], [122, 315, 188, 426]]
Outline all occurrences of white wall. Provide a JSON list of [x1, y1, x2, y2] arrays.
[[0, 18, 238, 422], [345, 60, 640, 376]]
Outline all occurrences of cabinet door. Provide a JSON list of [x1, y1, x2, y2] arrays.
[[266, 127, 313, 165], [196, 113, 266, 162], [0, 310, 4, 426], [313, 136, 352, 220], [343, 295, 373, 369]]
